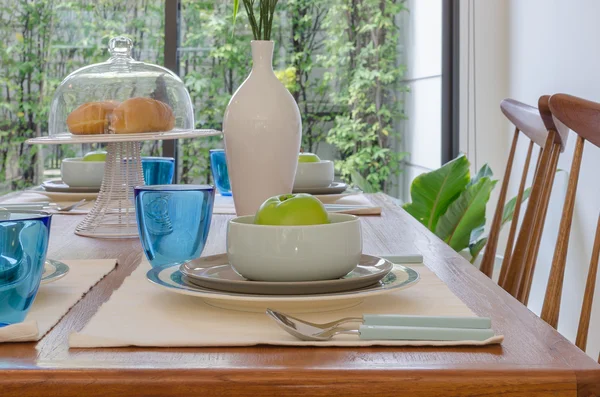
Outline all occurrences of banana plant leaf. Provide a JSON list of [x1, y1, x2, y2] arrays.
[[502, 187, 532, 226], [469, 237, 488, 263], [468, 163, 492, 187], [403, 154, 470, 231], [435, 177, 497, 252], [351, 170, 378, 193]]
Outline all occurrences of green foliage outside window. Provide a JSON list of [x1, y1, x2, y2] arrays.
[[0, 0, 408, 195], [322, 0, 408, 192]]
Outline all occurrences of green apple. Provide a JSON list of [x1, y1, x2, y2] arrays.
[[254, 193, 329, 226], [298, 153, 320, 163], [83, 150, 107, 162]]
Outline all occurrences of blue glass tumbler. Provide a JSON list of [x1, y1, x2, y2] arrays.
[[134, 185, 214, 268], [142, 157, 175, 185], [209, 149, 231, 196], [0, 211, 52, 327]]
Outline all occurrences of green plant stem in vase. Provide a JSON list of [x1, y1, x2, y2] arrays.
[[233, 0, 279, 41]]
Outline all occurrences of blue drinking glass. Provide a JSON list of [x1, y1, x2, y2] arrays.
[[142, 157, 175, 185], [209, 149, 231, 196], [134, 185, 214, 268], [0, 210, 52, 327]]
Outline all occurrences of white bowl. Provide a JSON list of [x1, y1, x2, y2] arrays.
[[226, 213, 362, 282], [61, 158, 105, 188], [293, 160, 334, 189]]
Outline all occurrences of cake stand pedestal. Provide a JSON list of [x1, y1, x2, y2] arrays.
[[28, 129, 221, 239]]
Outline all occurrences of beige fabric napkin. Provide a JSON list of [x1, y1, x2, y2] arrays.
[[213, 194, 381, 216], [69, 260, 503, 348], [1, 191, 96, 215], [0, 259, 117, 343]]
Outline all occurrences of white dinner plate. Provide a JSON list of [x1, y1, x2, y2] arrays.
[[180, 254, 393, 295], [292, 182, 348, 195], [147, 262, 419, 313], [42, 180, 100, 194], [41, 259, 70, 284], [30, 186, 98, 201]]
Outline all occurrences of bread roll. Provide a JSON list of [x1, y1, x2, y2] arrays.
[[66, 101, 119, 135], [111, 97, 175, 134]]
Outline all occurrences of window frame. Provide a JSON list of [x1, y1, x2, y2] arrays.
[[162, 0, 181, 181], [441, 0, 460, 164]]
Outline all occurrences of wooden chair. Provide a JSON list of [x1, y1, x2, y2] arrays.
[[480, 97, 567, 305], [539, 93, 600, 358]]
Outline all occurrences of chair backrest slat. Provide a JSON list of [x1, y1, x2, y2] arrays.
[[540, 135, 585, 328], [479, 127, 520, 277], [575, 214, 600, 351], [518, 138, 562, 304], [501, 130, 558, 297], [497, 140, 534, 286]]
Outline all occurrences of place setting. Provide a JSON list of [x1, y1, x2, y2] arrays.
[[69, 184, 502, 348]]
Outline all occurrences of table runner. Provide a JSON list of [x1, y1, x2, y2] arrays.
[[69, 259, 503, 348], [213, 193, 382, 216], [0, 259, 117, 343]]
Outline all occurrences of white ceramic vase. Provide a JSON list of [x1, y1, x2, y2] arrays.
[[223, 40, 302, 216]]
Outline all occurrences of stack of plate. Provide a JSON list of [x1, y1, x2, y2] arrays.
[[292, 182, 349, 195], [32, 180, 99, 200], [146, 254, 420, 313]]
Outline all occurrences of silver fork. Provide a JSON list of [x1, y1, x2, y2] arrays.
[[55, 199, 87, 212]]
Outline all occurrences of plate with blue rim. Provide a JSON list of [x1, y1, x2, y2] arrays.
[[146, 258, 419, 313], [41, 259, 70, 284]]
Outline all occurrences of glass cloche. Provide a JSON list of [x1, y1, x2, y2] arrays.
[[48, 36, 194, 138]]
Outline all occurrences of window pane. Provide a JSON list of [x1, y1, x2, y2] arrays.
[[178, 0, 441, 198]]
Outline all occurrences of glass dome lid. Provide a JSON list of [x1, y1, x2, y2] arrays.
[[48, 36, 194, 137]]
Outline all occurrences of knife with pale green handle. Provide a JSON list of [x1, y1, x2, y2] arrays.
[[362, 314, 491, 329], [358, 325, 495, 341]]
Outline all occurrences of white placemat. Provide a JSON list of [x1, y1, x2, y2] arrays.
[[213, 194, 381, 216], [1, 191, 96, 215], [69, 260, 503, 348], [0, 259, 117, 343]]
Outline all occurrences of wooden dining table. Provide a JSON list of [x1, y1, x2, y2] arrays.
[[0, 192, 599, 396]]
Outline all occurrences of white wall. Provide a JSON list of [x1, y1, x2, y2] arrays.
[[508, 0, 600, 361], [463, 0, 600, 360], [459, 0, 510, 237]]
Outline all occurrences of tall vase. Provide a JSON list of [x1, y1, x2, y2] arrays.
[[223, 40, 302, 216]]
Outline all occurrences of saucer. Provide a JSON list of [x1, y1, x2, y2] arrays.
[[41, 259, 70, 284], [293, 182, 348, 195], [42, 180, 100, 193], [146, 263, 419, 313], [180, 254, 393, 295]]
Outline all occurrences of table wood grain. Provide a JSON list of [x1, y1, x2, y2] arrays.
[[0, 193, 599, 396]]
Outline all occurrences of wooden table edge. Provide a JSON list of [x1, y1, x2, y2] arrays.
[[0, 367, 593, 397]]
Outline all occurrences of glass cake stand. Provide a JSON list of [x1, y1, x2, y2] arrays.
[[27, 129, 221, 238]]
